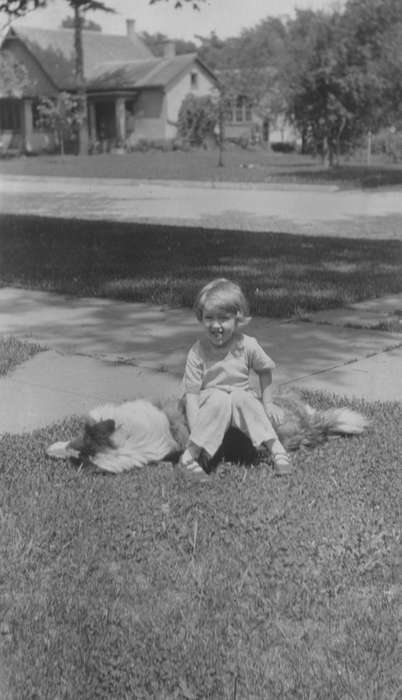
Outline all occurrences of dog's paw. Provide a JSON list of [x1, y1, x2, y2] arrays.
[[46, 441, 80, 460]]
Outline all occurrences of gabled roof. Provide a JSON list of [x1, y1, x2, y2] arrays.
[[3, 25, 153, 90], [88, 53, 205, 91]]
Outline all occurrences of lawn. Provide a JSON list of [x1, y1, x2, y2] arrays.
[[1, 214, 402, 319], [2, 148, 402, 188], [0, 336, 44, 376], [1, 388, 401, 699]]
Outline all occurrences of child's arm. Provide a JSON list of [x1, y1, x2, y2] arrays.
[[259, 370, 284, 425], [185, 393, 200, 431]]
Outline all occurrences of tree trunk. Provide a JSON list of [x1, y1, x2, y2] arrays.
[[217, 97, 225, 168], [321, 135, 331, 168], [335, 117, 346, 166], [74, 3, 88, 155]]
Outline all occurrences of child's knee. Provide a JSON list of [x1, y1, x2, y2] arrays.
[[200, 390, 231, 415], [231, 389, 258, 410]]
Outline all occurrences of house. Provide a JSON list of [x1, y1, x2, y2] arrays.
[[216, 68, 299, 148], [0, 20, 217, 153], [225, 98, 299, 148]]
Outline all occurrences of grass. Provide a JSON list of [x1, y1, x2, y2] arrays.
[[0, 393, 401, 699], [0, 336, 44, 376], [2, 149, 402, 188], [1, 214, 402, 319]]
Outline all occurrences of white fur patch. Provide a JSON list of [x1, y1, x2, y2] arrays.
[[89, 400, 178, 473], [46, 441, 80, 460]]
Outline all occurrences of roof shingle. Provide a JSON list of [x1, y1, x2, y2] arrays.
[[88, 54, 198, 91], [4, 26, 153, 89]]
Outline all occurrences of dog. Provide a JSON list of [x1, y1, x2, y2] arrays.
[[46, 392, 369, 474]]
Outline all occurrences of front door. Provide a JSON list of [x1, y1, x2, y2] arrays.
[[95, 101, 116, 144]]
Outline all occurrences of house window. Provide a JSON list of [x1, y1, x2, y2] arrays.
[[0, 99, 21, 131], [230, 96, 253, 123], [190, 72, 198, 89]]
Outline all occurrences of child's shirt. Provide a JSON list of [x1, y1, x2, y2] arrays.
[[183, 333, 275, 395]]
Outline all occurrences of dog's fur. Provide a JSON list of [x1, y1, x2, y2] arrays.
[[46, 392, 369, 474]]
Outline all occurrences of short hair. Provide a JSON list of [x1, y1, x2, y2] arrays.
[[194, 278, 251, 325]]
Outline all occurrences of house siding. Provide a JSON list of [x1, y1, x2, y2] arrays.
[[165, 66, 216, 139], [2, 37, 56, 96], [127, 89, 165, 143]]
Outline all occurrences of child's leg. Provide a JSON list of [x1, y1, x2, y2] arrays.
[[186, 389, 232, 460], [230, 390, 291, 472], [230, 390, 281, 446]]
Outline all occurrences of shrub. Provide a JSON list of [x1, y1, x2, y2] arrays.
[[129, 138, 190, 153], [270, 141, 296, 153], [371, 128, 402, 163], [177, 93, 218, 147]]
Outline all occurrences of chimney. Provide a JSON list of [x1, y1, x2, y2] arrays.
[[162, 40, 176, 59], [126, 19, 136, 40]]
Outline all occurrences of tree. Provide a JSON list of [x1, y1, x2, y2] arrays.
[[341, 0, 402, 129], [140, 30, 197, 56], [36, 92, 80, 154], [278, 9, 356, 165], [0, 49, 28, 96]]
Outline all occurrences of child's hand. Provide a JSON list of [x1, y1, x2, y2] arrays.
[[263, 401, 284, 426]]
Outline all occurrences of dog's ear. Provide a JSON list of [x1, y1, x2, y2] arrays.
[[69, 435, 86, 451], [87, 418, 116, 438]]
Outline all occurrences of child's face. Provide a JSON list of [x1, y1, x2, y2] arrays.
[[201, 305, 238, 348]]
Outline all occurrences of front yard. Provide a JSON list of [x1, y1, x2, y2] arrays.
[[1, 214, 402, 319], [0, 386, 401, 698], [2, 148, 402, 188]]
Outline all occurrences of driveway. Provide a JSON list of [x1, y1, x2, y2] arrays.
[[1, 174, 402, 237]]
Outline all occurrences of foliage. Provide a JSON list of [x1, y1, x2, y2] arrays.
[[140, 30, 197, 56], [0, 49, 28, 97], [61, 13, 101, 30], [0, 394, 401, 697], [128, 136, 189, 152], [177, 93, 218, 147], [36, 92, 81, 155], [149, 0, 204, 8]]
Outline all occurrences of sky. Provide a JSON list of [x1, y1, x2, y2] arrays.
[[6, 0, 342, 41]]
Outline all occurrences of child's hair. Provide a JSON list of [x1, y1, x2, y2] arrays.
[[194, 278, 251, 325]]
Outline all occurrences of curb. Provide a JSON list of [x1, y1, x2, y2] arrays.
[[1, 173, 340, 194]]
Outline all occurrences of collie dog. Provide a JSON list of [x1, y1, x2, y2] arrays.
[[47, 392, 369, 474]]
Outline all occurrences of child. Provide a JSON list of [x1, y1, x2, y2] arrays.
[[180, 278, 292, 479]]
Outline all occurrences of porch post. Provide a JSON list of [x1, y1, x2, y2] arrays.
[[88, 101, 96, 141], [115, 97, 126, 144], [23, 99, 33, 152]]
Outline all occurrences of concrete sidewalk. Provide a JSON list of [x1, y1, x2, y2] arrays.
[[1, 287, 401, 434]]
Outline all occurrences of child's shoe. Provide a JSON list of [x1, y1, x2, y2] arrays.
[[178, 452, 209, 482], [272, 452, 293, 476]]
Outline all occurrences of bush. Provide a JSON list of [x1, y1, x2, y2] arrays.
[[177, 93, 218, 147], [371, 128, 402, 163], [129, 138, 191, 153], [270, 141, 296, 153]]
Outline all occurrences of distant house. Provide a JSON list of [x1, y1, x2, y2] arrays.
[[225, 98, 299, 148], [0, 20, 217, 153], [217, 69, 299, 148]]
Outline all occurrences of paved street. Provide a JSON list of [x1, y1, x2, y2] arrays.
[[1, 174, 402, 237]]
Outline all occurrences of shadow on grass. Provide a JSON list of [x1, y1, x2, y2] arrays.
[[280, 165, 402, 189], [1, 214, 401, 399], [1, 213, 402, 317]]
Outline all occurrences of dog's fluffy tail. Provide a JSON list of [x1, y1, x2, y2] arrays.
[[275, 396, 370, 450], [323, 407, 369, 435]]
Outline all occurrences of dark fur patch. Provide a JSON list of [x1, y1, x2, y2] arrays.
[[71, 418, 116, 458]]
